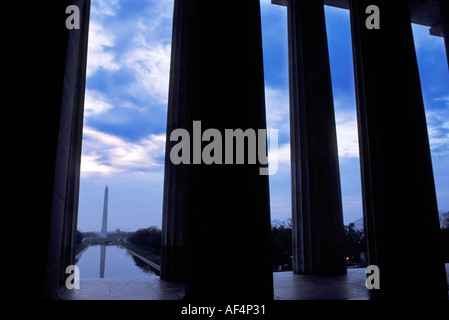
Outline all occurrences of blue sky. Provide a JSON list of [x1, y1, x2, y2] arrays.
[[77, 0, 449, 232]]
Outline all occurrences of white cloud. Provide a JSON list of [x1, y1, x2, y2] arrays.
[[134, 1, 174, 34], [265, 87, 290, 139], [81, 126, 166, 177], [81, 154, 120, 176], [333, 93, 360, 158], [263, 87, 291, 171], [85, 1, 173, 104], [91, 0, 120, 17], [86, 21, 120, 77], [121, 43, 171, 104], [426, 101, 449, 157], [83, 89, 146, 125], [273, 143, 291, 165], [433, 95, 449, 108], [84, 89, 114, 118], [119, 2, 173, 104], [335, 109, 359, 158]]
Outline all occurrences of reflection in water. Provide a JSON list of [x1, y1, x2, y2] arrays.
[[130, 255, 160, 275], [76, 245, 158, 279], [100, 245, 106, 278]]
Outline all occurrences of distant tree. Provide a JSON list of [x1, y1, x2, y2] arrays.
[[127, 226, 162, 251], [271, 218, 292, 229], [271, 220, 292, 271], [81, 231, 98, 239], [440, 211, 449, 229], [76, 230, 83, 245], [344, 223, 365, 266]]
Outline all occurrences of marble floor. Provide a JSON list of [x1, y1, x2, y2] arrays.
[[60, 264, 449, 300], [273, 268, 370, 300], [59, 277, 184, 300]]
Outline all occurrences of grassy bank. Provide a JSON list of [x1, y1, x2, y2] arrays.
[[75, 243, 89, 256], [121, 242, 161, 266]]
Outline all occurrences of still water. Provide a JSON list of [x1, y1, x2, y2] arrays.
[[76, 245, 158, 279]]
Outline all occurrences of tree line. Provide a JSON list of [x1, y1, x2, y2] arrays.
[[80, 211, 449, 269], [270, 212, 449, 271], [127, 226, 162, 253]]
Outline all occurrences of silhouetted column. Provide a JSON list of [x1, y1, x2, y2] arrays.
[[45, 0, 91, 299], [161, 0, 194, 282], [439, 0, 449, 67], [287, 0, 346, 275], [350, 0, 448, 299], [59, 0, 90, 287], [7, 0, 89, 300], [162, 0, 273, 300]]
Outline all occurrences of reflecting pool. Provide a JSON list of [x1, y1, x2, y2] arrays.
[[76, 245, 158, 279]]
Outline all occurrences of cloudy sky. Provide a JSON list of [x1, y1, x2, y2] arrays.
[[77, 0, 449, 232]]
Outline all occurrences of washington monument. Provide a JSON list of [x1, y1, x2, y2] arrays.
[[101, 185, 108, 237]]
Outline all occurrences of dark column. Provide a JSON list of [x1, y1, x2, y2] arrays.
[[162, 0, 273, 299], [46, 0, 91, 299], [350, 0, 448, 299], [161, 0, 194, 282], [287, 0, 346, 275], [439, 0, 449, 67], [5, 0, 90, 299], [59, 0, 91, 289]]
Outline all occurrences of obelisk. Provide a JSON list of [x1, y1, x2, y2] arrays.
[[100, 186, 108, 237]]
